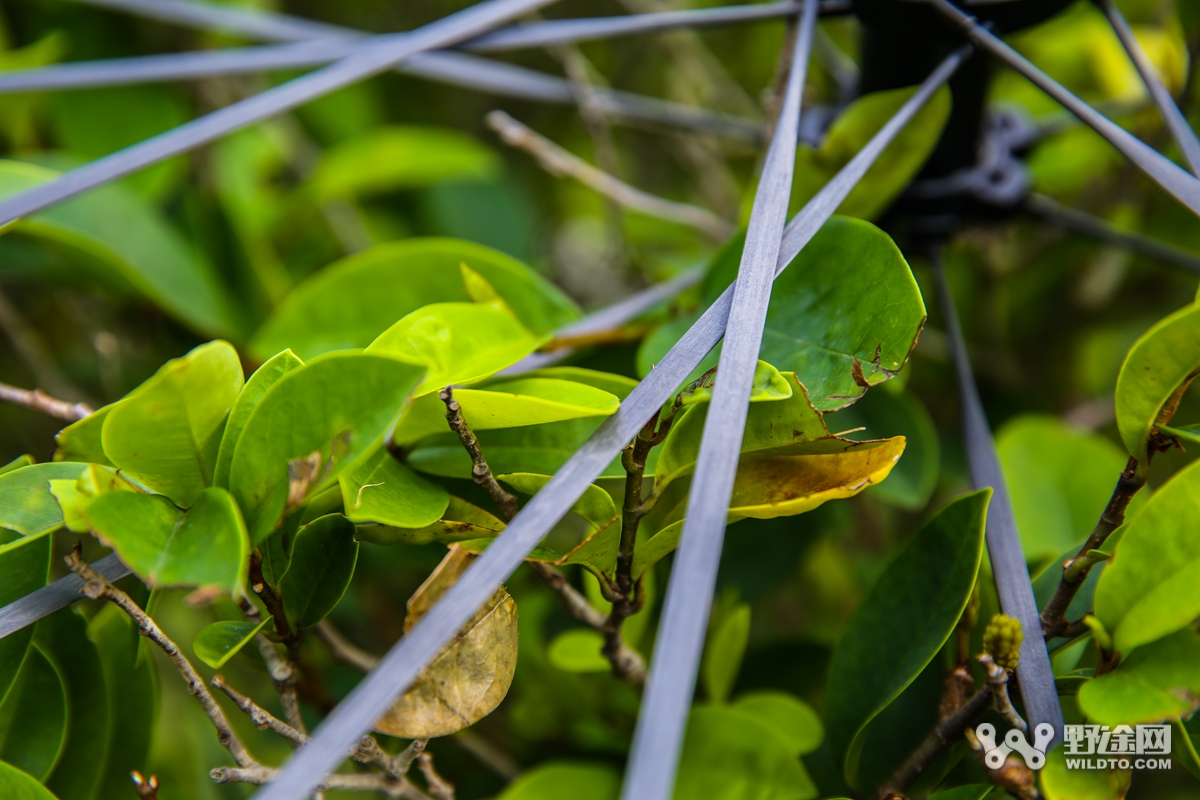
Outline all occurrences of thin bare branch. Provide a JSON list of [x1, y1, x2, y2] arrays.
[[486, 110, 735, 240], [313, 619, 380, 671], [64, 551, 256, 769], [0, 381, 93, 421], [439, 386, 520, 520], [417, 753, 456, 800], [978, 653, 1027, 733]]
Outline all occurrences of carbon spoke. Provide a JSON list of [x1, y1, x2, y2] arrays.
[[50, 0, 763, 140], [1024, 192, 1200, 274], [928, 246, 1065, 746], [929, 0, 1200, 218], [0, 553, 129, 638], [245, 44, 970, 800], [0, 3, 841, 91], [622, 2, 817, 797], [1097, 0, 1200, 177], [0, 0, 566, 227]]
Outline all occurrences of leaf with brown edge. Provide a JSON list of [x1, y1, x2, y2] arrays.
[[373, 546, 518, 739], [632, 438, 904, 579]]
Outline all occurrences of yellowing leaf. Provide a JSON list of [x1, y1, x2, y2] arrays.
[[373, 546, 518, 738]]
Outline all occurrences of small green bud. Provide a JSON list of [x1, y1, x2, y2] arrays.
[[982, 614, 1023, 671]]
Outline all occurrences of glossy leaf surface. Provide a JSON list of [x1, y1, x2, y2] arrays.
[[1114, 302, 1200, 460], [0, 645, 66, 780], [340, 447, 449, 530], [250, 238, 579, 360], [1078, 628, 1200, 725], [367, 301, 545, 394], [193, 619, 271, 669], [392, 376, 620, 444], [1094, 458, 1200, 654], [213, 349, 303, 490], [229, 350, 425, 543], [825, 490, 989, 788], [0, 462, 86, 536], [0, 530, 50, 706], [37, 610, 110, 800], [81, 488, 248, 593], [102, 340, 243, 506], [280, 514, 359, 628], [0, 760, 61, 800], [703, 217, 925, 409]]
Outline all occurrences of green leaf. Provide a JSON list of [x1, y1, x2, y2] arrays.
[[501, 473, 616, 530], [519, 366, 639, 399], [731, 691, 824, 757], [678, 361, 794, 407], [88, 603, 156, 800], [250, 238, 580, 360], [102, 340, 244, 506], [790, 85, 951, 221], [392, 377, 620, 444], [259, 515, 301, 589], [826, 490, 989, 788], [1040, 746, 1130, 800], [280, 514, 359, 628], [193, 619, 271, 669], [355, 496, 505, 547], [702, 603, 750, 704], [825, 387, 939, 511], [701, 217, 925, 410], [0, 530, 50, 706], [37, 610, 111, 800], [54, 406, 113, 465], [214, 349, 304, 490], [229, 350, 425, 543], [0, 160, 239, 336], [367, 302, 545, 395], [340, 447, 448, 530], [1078, 628, 1200, 725], [1114, 302, 1200, 460], [674, 705, 818, 800], [0, 645, 67, 780], [730, 691, 823, 761], [997, 415, 1140, 563], [310, 125, 499, 198], [0, 455, 33, 476], [0, 462, 87, 536], [653, 375, 833, 496], [497, 762, 620, 800], [547, 629, 610, 673], [1159, 422, 1200, 445], [0, 760, 61, 800], [929, 787, 995, 800], [409, 416, 625, 480], [81, 488, 249, 593], [1094, 458, 1200, 654]]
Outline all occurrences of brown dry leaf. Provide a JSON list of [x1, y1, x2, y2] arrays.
[[373, 545, 518, 739]]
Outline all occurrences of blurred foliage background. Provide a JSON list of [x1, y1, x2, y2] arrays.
[[0, 0, 1198, 797]]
